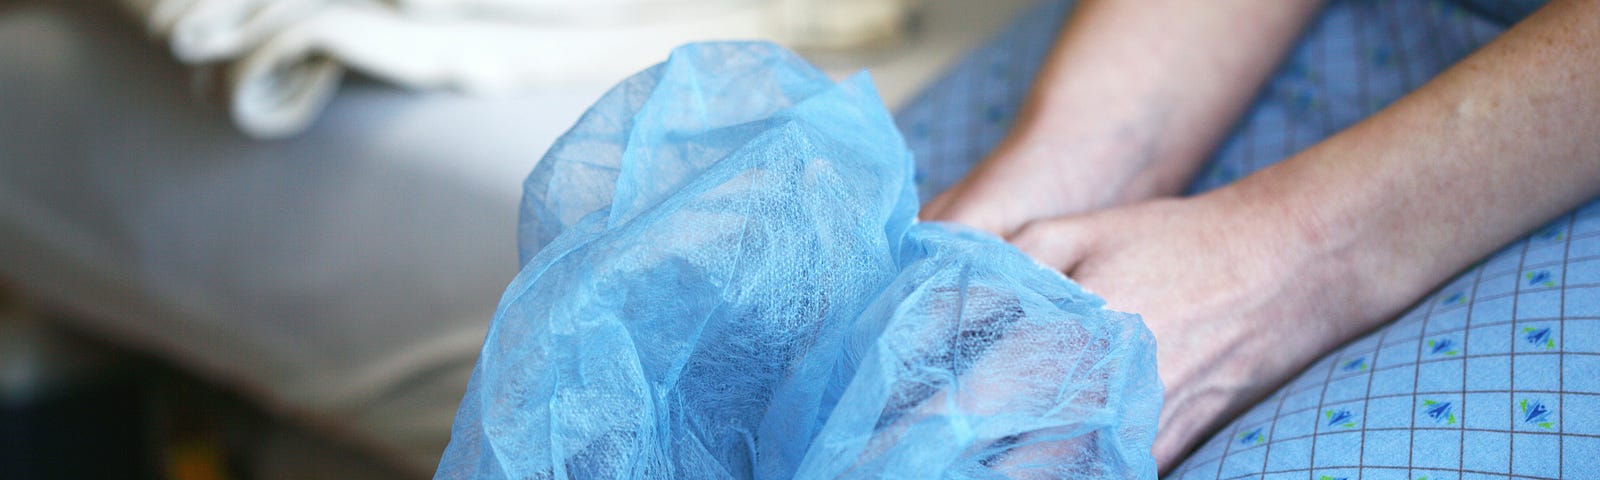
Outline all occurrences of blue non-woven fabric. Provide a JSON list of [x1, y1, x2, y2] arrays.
[[434, 42, 1162, 479]]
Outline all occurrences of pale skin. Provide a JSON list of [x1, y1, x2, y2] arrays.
[[922, 0, 1600, 473]]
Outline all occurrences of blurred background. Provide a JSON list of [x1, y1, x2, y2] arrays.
[[0, 0, 1033, 478]]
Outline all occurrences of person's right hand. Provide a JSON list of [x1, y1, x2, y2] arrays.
[[904, 179, 1378, 476], [1005, 186, 1373, 471]]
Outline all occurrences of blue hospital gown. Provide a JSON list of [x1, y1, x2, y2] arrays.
[[894, 0, 1600, 478]]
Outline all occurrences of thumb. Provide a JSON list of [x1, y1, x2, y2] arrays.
[[1007, 216, 1097, 274], [919, 187, 960, 222], [919, 181, 1027, 237]]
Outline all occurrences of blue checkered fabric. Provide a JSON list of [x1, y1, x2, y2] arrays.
[[894, 1, 1600, 478]]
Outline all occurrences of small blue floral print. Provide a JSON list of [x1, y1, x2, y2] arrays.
[[1238, 427, 1265, 446], [1535, 225, 1566, 242], [1520, 399, 1554, 429], [1341, 357, 1368, 372], [1522, 326, 1556, 350], [1526, 270, 1555, 288], [1427, 337, 1459, 356], [1325, 409, 1357, 429], [1422, 399, 1457, 426]]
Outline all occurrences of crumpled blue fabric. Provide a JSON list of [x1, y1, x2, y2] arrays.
[[434, 42, 1162, 480]]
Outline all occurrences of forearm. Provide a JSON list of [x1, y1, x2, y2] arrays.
[[1011, 0, 1322, 206], [1235, 0, 1600, 334]]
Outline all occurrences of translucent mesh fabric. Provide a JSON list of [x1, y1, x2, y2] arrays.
[[434, 42, 1162, 479]]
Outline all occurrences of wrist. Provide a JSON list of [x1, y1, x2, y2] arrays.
[[998, 115, 1184, 211], [1212, 158, 1398, 338]]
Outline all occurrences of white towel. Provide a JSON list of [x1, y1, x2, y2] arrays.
[[116, 0, 779, 138]]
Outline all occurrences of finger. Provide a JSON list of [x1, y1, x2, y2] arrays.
[[851, 325, 1096, 476], [919, 180, 1019, 237], [920, 174, 983, 222], [1007, 217, 1095, 273], [855, 297, 1120, 477], [922, 205, 1009, 238], [919, 187, 956, 221], [985, 427, 1102, 479]]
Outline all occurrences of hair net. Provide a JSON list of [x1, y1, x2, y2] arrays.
[[435, 42, 1162, 479]]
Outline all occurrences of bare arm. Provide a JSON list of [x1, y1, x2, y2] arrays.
[[1250, 0, 1600, 334], [922, 0, 1324, 235], [1005, 0, 1600, 469]]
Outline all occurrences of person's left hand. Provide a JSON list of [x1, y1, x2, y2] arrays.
[[1005, 187, 1380, 470]]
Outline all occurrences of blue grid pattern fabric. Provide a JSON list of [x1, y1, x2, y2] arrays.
[[893, 0, 1600, 478]]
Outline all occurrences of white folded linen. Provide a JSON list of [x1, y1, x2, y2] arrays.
[[116, 0, 774, 138]]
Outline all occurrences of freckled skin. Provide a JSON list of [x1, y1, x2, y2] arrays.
[[922, 0, 1600, 472]]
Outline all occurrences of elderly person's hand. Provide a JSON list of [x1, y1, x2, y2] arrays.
[[928, 0, 1600, 473], [1005, 185, 1364, 467]]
